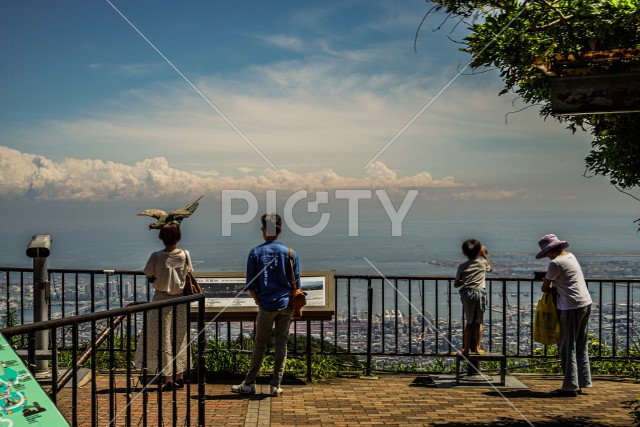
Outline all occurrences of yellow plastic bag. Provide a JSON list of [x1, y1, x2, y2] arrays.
[[533, 292, 560, 345]]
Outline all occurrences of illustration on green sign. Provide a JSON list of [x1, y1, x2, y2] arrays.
[[0, 334, 69, 426]]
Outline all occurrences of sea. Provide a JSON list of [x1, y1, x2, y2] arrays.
[[2, 209, 639, 334], [2, 210, 640, 278]]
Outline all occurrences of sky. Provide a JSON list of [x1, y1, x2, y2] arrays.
[[1, 0, 639, 265]]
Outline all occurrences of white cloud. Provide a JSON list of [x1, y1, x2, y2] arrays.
[[0, 146, 476, 201], [450, 188, 527, 201], [0, 146, 208, 200], [192, 170, 220, 178], [0, 38, 585, 189], [0, 5, 593, 207], [86, 62, 165, 77], [258, 34, 306, 52], [0, 1, 634, 216]]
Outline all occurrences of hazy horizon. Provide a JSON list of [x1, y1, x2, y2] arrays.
[[2, 204, 639, 278]]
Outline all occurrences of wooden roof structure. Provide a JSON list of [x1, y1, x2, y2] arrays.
[[535, 48, 640, 115]]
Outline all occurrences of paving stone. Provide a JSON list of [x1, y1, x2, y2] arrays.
[[52, 374, 640, 426]]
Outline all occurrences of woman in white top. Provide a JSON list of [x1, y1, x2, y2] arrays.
[[536, 234, 593, 397], [134, 222, 191, 391]]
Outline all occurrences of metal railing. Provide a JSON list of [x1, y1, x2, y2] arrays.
[[323, 276, 640, 364], [1, 293, 206, 427], [1, 267, 639, 364]]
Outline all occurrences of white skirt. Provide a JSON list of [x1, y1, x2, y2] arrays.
[[133, 290, 189, 376]]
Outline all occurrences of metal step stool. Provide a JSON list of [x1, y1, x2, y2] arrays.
[[455, 352, 507, 386]]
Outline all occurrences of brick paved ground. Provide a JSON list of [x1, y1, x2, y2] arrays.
[[55, 374, 640, 426]]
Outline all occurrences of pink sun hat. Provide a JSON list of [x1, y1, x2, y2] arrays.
[[535, 234, 569, 259]]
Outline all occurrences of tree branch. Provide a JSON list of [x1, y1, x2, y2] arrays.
[[534, 0, 574, 29], [505, 104, 541, 124], [414, 5, 440, 53], [536, 15, 575, 30], [614, 184, 640, 203]]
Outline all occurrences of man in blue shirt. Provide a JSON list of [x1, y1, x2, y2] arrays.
[[231, 213, 300, 397]]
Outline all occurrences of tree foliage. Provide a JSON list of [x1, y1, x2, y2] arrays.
[[423, 0, 640, 192]]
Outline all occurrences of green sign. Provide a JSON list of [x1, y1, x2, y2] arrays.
[[0, 334, 69, 426]]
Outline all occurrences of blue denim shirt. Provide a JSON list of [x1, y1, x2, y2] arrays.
[[246, 240, 300, 312]]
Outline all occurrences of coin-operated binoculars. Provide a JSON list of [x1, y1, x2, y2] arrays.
[[26, 234, 52, 377]]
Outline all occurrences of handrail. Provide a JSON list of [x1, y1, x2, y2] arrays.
[[51, 302, 140, 394], [334, 274, 640, 283], [0, 267, 151, 275], [0, 293, 207, 427], [0, 294, 204, 337], [3, 266, 640, 283]]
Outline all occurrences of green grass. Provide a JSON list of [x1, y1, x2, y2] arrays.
[[198, 335, 360, 382], [21, 329, 640, 388]]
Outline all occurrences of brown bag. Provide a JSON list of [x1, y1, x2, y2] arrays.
[[289, 248, 306, 319], [183, 271, 201, 296], [182, 251, 202, 296]]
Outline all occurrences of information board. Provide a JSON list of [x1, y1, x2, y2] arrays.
[[0, 334, 69, 426], [191, 271, 335, 321]]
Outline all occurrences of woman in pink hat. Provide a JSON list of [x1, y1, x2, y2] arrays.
[[536, 234, 593, 397]]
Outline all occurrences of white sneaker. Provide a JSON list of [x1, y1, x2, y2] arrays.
[[270, 385, 283, 397], [231, 382, 255, 395]]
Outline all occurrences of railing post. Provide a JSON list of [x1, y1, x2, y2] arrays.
[[394, 278, 399, 353], [142, 310, 149, 427], [72, 324, 79, 427], [171, 302, 178, 427], [447, 279, 452, 354], [27, 330, 36, 375], [90, 319, 97, 427], [347, 279, 352, 353], [627, 281, 631, 357], [90, 273, 95, 312], [125, 313, 132, 427], [108, 316, 116, 427], [598, 281, 603, 357], [50, 326, 57, 404], [198, 296, 206, 427], [306, 320, 312, 382], [502, 280, 507, 355], [612, 280, 618, 356], [435, 279, 439, 354], [366, 278, 373, 377]]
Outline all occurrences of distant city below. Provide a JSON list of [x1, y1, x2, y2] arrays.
[[426, 254, 640, 279]]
